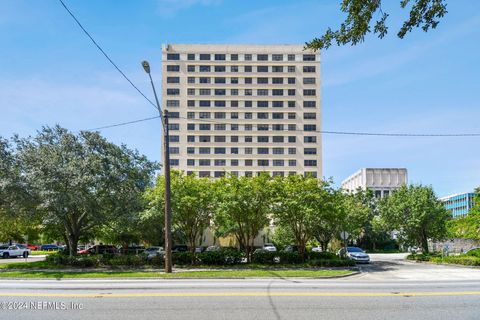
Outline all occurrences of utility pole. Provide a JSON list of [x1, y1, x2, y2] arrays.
[[141, 60, 172, 273]]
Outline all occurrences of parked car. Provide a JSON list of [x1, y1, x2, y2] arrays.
[[172, 245, 188, 253], [338, 246, 370, 263], [26, 244, 40, 251], [40, 244, 59, 251], [78, 245, 117, 255], [118, 246, 145, 255], [15, 244, 31, 255], [283, 245, 299, 253], [205, 245, 221, 252], [144, 246, 164, 261], [311, 246, 322, 253], [263, 243, 277, 252], [0, 245, 30, 258], [195, 247, 206, 253]]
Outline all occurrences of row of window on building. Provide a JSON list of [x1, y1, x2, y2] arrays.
[[169, 147, 318, 155], [170, 159, 318, 167], [168, 111, 316, 120], [168, 135, 318, 143], [168, 77, 316, 85], [166, 88, 317, 97], [166, 65, 316, 73], [183, 171, 318, 178], [167, 100, 317, 108], [168, 123, 318, 132], [166, 53, 317, 62]]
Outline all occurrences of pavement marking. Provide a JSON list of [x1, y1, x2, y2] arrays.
[[1, 291, 480, 298]]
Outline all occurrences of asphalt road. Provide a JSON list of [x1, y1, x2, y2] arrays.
[[0, 254, 479, 320]]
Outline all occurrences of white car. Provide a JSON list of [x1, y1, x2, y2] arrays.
[[311, 246, 322, 252], [263, 243, 277, 252], [144, 246, 164, 260], [0, 245, 30, 258], [338, 246, 370, 263]]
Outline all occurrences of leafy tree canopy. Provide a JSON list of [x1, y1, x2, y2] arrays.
[[306, 0, 448, 50]]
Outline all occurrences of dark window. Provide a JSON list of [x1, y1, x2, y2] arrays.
[[258, 148, 269, 155], [199, 147, 210, 154], [187, 53, 195, 60], [288, 89, 295, 96], [273, 136, 284, 143], [215, 147, 226, 154], [304, 148, 317, 155], [304, 136, 317, 143], [257, 112, 268, 119], [288, 77, 295, 84], [272, 66, 284, 72], [303, 54, 316, 61], [199, 100, 211, 107], [304, 101, 316, 108], [288, 124, 296, 131], [257, 66, 268, 72], [244, 77, 253, 84], [288, 66, 295, 72], [167, 100, 180, 107], [215, 89, 226, 96], [199, 77, 211, 84], [169, 135, 179, 142], [272, 89, 283, 96], [199, 54, 211, 60], [257, 77, 268, 84], [244, 112, 252, 119], [170, 159, 179, 165], [244, 66, 252, 72], [231, 136, 239, 142], [272, 78, 283, 84], [187, 147, 194, 154], [304, 160, 317, 166], [231, 148, 239, 154], [167, 77, 180, 84], [167, 89, 180, 95], [303, 89, 316, 96], [215, 124, 226, 130], [273, 160, 284, 166], [199, 171, 210, 177], [289, 159, 297, 166], [288, 136, 296, 143], [303, 66, 316, 73], [215, 54, 226, 60], [188, 77, 195, 84], [288, 101, 296, 108], [169, 147, 179, 154], [272, 101, 284, 108], [199, 136, 210, 143], [215, 100, 226, 107], [187, 159, 195, 166], [230, 54, 238, 61], [288, 112, 296, 119], [245, 136, 253, 142], [288, 54, 295, 61], [244, 54, 252, 61], [231, 100, 238, 107], [245, 101, 252, 108], [199, 124, 211, 130], [187, 65, 195, 72], [187, 135, 195, 142], [169, 112, 180, 119], [199, 159, 211, 166], [215, 65, 226, 72], [303, 77, 316, 84], [272, 113, 284, 119], [199, 65, 211, 72], [257, 101, 268, 108], [257, 54, 268, 61], [258, 136, 269, 143], [167, 53, 180, 60], [272, 54, 283, 61], [231, 77, 238, 84], [303, 112, 316, 119], [258, 160, 269, 166], [304, 124, 316, 131], [272, 124, 283, 131], [167, 65, 180, 72], [215, 77, 226, 84], [214, 136, 226, 142]]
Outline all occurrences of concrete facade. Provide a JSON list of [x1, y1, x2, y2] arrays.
[[161, 44, 322, 178], [341, 168, 408, 198]]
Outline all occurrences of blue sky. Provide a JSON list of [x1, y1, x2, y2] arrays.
[[1, 0, 479, 196]]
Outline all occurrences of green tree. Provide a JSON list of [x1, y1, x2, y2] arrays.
[[307, 0, 448, 50], [447, 187, 480, 239], [15, 126, 157, 256], [273, 175, 332, 259], [380, 184, 450, 253], [143, 171, 216, 258], [214, 174, 274, 262]]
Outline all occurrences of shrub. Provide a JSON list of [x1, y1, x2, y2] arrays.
[[45, 254, 100, 268], [103, 255, 145, 267], [465, 249, 480, 258], [308, 259, 355, 267], [172, 252, 196, 265], [432, 256, 480, 266], [198, 248, 243, 265], [277, 252, 303, 264], [252, 250, 277, 264], [308, 251, 337, 260]]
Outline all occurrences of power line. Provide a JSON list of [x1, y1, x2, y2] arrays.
[[81, 115, 160, 132], [58, 0, 157, 111]]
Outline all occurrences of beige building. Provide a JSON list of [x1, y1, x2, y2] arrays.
[[341, 168, 408, 198], [161, 44, 322, 178]]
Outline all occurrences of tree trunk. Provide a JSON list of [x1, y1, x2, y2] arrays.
[[67, 233, 79, 257]]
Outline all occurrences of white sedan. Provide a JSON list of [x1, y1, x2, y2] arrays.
[[0, 245, 30, 258]]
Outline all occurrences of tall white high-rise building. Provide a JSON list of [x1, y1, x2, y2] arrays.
[[161, 44, 321, 178]]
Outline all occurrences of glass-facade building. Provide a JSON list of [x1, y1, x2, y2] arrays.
[[440, 192, 476, 218]]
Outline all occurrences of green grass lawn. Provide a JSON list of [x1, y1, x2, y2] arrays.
[[0, 269, 353, 279], [30, 251, 57, 256]]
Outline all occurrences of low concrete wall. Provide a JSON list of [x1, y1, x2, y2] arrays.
[[429, 238, 480, 254]]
